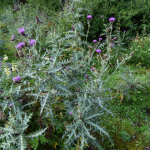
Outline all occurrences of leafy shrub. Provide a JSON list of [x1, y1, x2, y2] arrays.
[[78, 0, 150, 50], [125, 33, 150, 68], [26, 0, 61, 12], [0, 0, 142, 149]]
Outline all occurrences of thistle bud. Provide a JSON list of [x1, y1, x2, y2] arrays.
[[88, 46, 92, 50], [15, 52, 20, 59], [112, 37, 117, 41], [19, 51, 24, 57], [93, 63, 96, 67], [108, 36, 112, 42]]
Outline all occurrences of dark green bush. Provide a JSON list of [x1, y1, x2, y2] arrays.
[[78, 0, 150, 50], [26, 0, 61, 12], [125, 34, 150, 68]]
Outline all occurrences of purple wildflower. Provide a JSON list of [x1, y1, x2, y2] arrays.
[[13, 76, 21, 82], [109, 17, 115, 23], [96, 49, 101, 53], [88, 76, 92, 79], [69, 112, 72, 114], [85, 74, 88, 79], [50, 57, 53, 61], [110, 43, 114, 47], [67, 5, 69, 9], [93, 40, 97, 43], [99, 38, 102, 41], [72, 25, 74, 31], [87, 15, 92, 19], [29, 39, 36, 46], [29, 56, 31, 59], [91, 67, 95, 71], [12, 34, 15, 38], [16, 42, 25, 49], [11, 34, 15, 41], [18, 27, 25, 36], [44, 48, 46, 50], [124, 30, 126, 33]]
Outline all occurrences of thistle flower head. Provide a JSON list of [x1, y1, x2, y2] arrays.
[[18, 27, 25, 35], [96, 49, 101, 53], [93, 40, 97, 43], [87, 15, 92, 19], [16, 42, 25, 49], [29, 39, 36, 46], [109, 17, 115, 23], [110, 43, 114, 47], [13, 76, 21, 82]]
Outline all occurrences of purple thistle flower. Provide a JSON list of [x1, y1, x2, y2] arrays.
[[12, 34, 15, 38], [96, 49, 101, 53], [44, 48, 46, 50], [29, 39, 36, 46], [11, 34, 15, 41], [85, 74, 88, 79], [50, 57, 53, 61], [110, 43, 114, 47], [69, 112, 72, 114], [66, 66, 69, 69], [87, 15, 92, 19], [9, 103, 13, 107], [124, 30, 126, 33], [93, 40, 97, 43], [72, 25, 74, 31], [16, 42, 25, 49], [13, 76, 21, 82], [67, 5, 69, 9], [91, 67, 94, 71], [18, 27, 25, 36], [99, 38, 102, 41], [109, 17, 115, 23], [29, 56, 31, 59], [48, 50, 49, 52], [88, 76, 92, 79]]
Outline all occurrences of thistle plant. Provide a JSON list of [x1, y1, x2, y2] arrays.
[[0, 0, 136, 149]]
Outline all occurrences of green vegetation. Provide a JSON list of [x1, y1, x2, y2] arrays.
[[0, 0, 150, 149]]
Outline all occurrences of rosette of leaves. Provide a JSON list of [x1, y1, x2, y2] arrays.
[[119, 130, 131, 143]]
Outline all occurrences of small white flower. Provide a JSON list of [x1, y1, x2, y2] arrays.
[[3, 55, 8, 61], [12, 63, 18, 72], [44, 57, 49, 60], [4, 67, 11, 76]]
